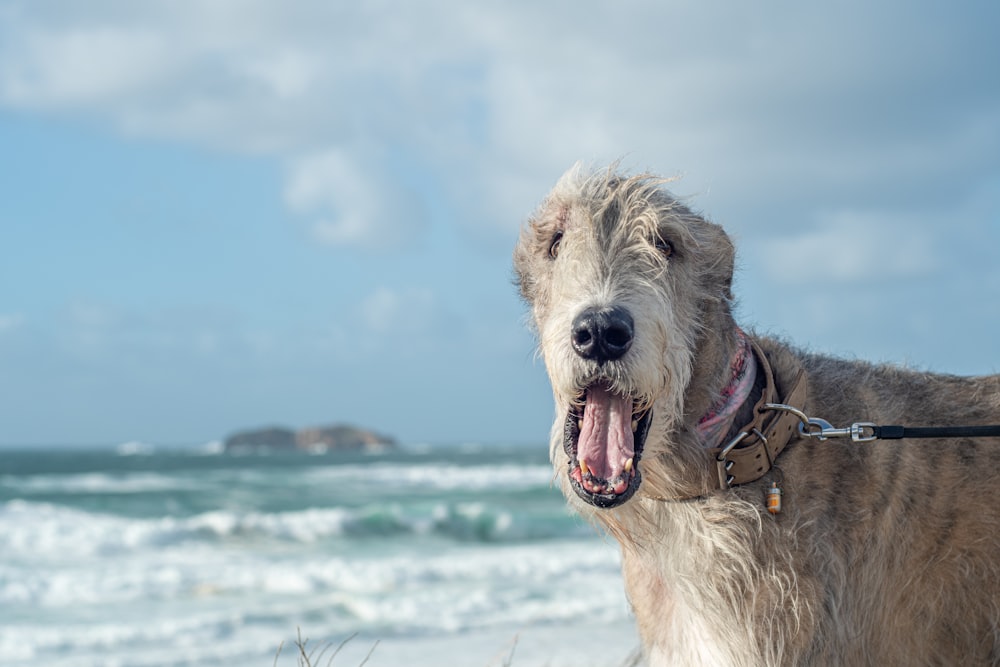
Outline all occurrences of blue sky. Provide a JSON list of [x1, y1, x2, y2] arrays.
[[1, 0, 998, 447]]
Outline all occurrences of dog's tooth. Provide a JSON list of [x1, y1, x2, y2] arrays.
[[580, 460, 589, 477], [578, 419, 584, 431], [625, 458, 633, 473], [631, 419, 638, 432]]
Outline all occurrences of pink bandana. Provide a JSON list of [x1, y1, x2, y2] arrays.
[[696, 330, 757, 448]]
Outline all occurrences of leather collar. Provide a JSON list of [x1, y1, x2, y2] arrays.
[[705, 338, 808, 490]]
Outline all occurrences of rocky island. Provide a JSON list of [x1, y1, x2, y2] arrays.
[[223, 423, 396, 453]]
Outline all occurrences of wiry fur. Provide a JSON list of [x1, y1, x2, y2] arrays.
[[513, 163, 1000, 666]]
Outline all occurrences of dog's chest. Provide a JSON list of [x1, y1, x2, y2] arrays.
[[620, 549, 740, 667], [622, 550, 748, 667]]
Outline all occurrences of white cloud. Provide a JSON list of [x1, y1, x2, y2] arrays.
[[0, 0, 995, 251], [239, 50, 318, 100], [753, 211, 940, 285], [283, 149, 426, 249], [1, 0, 996, 445], [0, 25, 174, 107], [361, 286, 437, 336]]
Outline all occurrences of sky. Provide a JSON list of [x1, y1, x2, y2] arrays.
[[0, 0, 998, 447]]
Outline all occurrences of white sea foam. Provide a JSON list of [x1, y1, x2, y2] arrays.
[[0, 498, 577, 575], [0, 498, 620, 600], [116, 440, 156, 456], [1, 471, 201, 494], [302, 461, 555, 491], [0, 501, 350, 561], [193, 439, 225, 455], [1, 505, 627, 666], [2, 461, 552, 498], [0, 448, 630, 667]]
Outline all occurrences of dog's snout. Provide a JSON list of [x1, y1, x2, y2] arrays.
[[571, 306, 634, 363]]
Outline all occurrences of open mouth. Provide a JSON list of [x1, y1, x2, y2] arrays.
[[563, 382, 651, 509]]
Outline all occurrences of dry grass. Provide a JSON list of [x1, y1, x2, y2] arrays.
[[494, 635, 645, 667], [274, 629, 644, 667], [273, 630, 378, 667]]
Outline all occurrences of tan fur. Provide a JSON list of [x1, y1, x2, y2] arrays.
[[513, 164, 1000, 666]]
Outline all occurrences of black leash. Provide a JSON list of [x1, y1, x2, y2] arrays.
[[871, 424, 1000, 440], [763, 404, 1000, 443], [740, 404, 1000, 516]]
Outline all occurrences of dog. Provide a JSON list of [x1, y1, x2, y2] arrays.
[[513, 164, 1000, 666]]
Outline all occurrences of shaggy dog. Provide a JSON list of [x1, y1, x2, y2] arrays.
[[513, 164, 1000, 666]]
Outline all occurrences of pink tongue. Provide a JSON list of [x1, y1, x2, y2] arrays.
[[578, 386, 634, 481]]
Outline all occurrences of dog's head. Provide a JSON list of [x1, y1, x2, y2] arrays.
[[513, 164, 736, 511]]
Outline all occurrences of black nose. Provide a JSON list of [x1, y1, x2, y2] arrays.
[[571, 306, 634, 363]]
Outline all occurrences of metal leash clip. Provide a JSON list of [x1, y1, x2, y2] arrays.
[[799, 419, 878, 443], [763, 403, 878, 443]]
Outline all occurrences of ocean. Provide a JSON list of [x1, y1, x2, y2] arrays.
[[0, 444, 640, 667]]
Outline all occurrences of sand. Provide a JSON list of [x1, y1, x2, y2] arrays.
[[281, 618, 643, 667]]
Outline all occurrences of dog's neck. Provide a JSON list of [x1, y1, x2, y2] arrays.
[[695, 329, 759, 449]]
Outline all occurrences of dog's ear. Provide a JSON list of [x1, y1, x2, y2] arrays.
[[653, 191, 736, 304], [691, 219, 735, 303]]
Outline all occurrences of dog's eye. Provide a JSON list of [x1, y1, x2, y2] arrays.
[[548, 231, 564, 259], [655, 237, 674, 258]]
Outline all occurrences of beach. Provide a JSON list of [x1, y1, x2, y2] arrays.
[[0, 444, 641, 666], [279, 619, 641, 667]]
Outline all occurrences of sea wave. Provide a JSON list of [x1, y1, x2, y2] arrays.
[[301, 461, 555, 492], [1, 471, 201, 495], [0, 532, 625, 635], [1, 500, 625, 657], [0, 498, 582, 563], [1, 460, 555, 498], [0, 449, 625, 667]]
